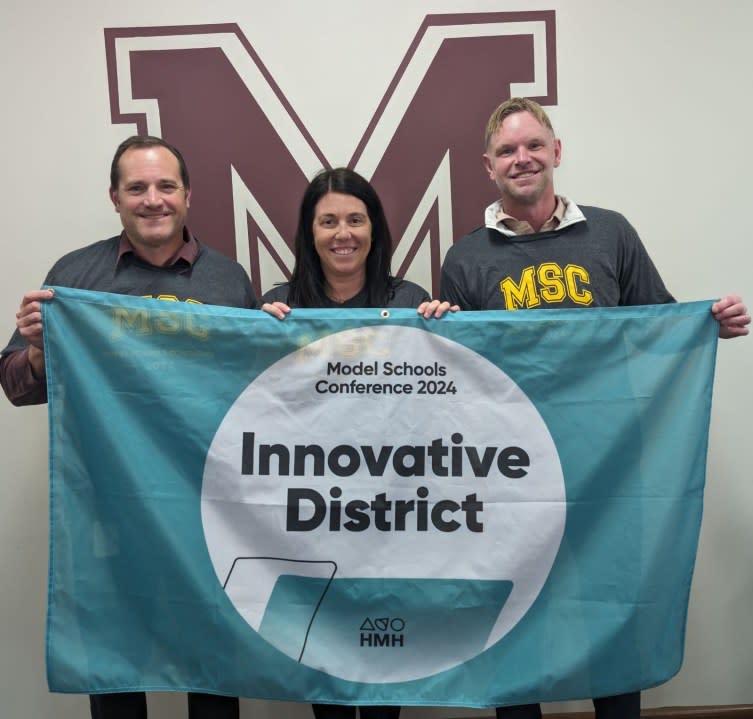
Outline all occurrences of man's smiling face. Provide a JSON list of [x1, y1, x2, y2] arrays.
[[483, 110, 561, 213], [109, 145, 191, 255]]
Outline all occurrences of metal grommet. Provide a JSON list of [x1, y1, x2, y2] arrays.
[[380, 309, 390, 319]]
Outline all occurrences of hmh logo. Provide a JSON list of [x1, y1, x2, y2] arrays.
[[105, 12, 557, 295], [360, 617, 406, 648]]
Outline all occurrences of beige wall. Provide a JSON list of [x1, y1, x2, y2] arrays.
[[1, 1, 751, 716]]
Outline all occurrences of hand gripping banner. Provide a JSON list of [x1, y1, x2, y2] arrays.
[[42, 288, 718, 707]]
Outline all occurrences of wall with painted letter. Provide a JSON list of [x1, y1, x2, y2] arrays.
[[1, 1, 751, 716]]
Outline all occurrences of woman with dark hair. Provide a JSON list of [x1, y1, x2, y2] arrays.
[[261, 169, 454, 719], [261, 167, 454, 317]]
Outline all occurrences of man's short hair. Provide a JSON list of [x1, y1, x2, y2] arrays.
[[109, 135, 191, 190], [484, 97, 555, 148]]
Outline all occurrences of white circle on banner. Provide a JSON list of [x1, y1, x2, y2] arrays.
[[201, 325, 565, 682]]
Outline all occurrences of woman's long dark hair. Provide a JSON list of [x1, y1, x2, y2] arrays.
[[286, 168, 394, 307]]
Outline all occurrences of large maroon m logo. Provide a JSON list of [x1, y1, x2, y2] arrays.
[[105, 12, 556, 295]]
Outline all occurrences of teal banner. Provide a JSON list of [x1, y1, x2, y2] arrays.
[[43, 287, 718, 707]]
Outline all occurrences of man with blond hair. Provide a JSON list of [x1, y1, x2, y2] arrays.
[[440, 97, 749, 719]]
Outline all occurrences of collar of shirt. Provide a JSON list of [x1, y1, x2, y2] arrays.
[[116, 228, 198, 272], [494, 195, 566, 235], [484, 196, 586, 237]]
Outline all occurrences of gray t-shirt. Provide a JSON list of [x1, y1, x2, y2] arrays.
[[0, 233, 256, 405], [440, 206, 674, 310]]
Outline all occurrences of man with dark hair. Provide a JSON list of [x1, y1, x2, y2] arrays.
[[109, 135, 191, 192], [440, 98, 749, 719], [0, 136, 255, 718]]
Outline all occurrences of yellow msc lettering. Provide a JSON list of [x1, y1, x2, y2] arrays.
[[499, 266, 540, 310], [112, 296, 209, 339], [153, 310, 182, 334], [537, 263, 566, 303], [564, 265, 592, 305], [112, 308, 151, 336], [184, 314, 210, 340]]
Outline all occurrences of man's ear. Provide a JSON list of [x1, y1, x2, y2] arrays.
[[109, 187, 120, 212], [185, 187, 192, 209], [553, 138, 562, 169], [482, 153, 494, 181]]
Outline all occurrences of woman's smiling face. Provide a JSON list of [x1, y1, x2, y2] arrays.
[[312, 192, 373, 286]]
